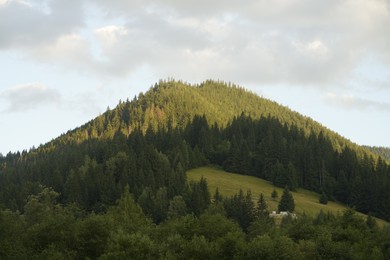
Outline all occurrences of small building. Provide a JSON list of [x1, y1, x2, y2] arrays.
[[269, 211, 297, 219]]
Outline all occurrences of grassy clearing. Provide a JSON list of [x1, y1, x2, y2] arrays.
[[187, 166, 388, 227]]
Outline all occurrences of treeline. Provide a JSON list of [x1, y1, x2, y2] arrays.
[[1, 186, 389, 259], [364, 146, 390, 162], [217, 115, 390, 220], [1, 113, 390, 221], [0, 126, 206, 214]]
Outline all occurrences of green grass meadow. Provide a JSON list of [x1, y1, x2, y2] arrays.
[[187, 166, 388, 226]]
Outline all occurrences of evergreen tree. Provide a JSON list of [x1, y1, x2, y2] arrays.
[[271, 189, 278, 200], [213, 187, 223, 204], [256, 193, 268, 216], [366, 214, 378, 230], [167, 196, 187, 219], [278, 186, 295, 212], [319, 191, 328, 205]]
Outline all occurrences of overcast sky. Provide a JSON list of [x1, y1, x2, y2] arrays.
[[1, 0, 389, 154]]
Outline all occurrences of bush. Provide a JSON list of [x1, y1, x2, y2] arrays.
[[319, 192, 328, 205]]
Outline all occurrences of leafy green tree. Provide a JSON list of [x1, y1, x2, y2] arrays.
[[106, 186, 149, 233], [167, 196, 187, 219], [278, 186, 295, 212], [245, 235, 303, 260], [74, 214, 111, 259], [182, 235, 215, 259], [0, 209, 29, 258], [214, 230, 246, 259], [137, 187, 154, 218], [247, 217, 275, 239], [24, 186, 59, 224], [286, 215, 317, 242], [101, 231, 159, 260], [197, 213, 243, 242]]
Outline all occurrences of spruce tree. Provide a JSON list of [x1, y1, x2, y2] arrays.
[[257, 193, 268, 216], [213, 187, 223, 204], [271, 189, 278, 200], [278, 186, 295, 212], [319, 191, 328, 205]]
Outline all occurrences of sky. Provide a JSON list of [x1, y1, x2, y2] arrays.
[[0, 0, 390, 155]]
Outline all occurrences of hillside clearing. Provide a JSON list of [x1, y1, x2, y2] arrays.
[[187, 166, 388, 226]]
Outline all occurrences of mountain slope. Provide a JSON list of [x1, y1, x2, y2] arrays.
[[42, 80, 375, 158], [0, 79, 389, 221], [187, 166, 388, 226]]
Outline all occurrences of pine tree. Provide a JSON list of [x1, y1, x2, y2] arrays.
[[213, 187, 223, 204], [366, 214, 377, 230], [278, 186, 295, 212], [256, 193, 268, 216], [271, 189, 278, 200], [319, 191, 328, 205]]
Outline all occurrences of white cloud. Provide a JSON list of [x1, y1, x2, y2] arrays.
[[32, 34, 91, 63], [79, 0, 389, 87], [325, 93, 390, 112], [1, 0, 389, 88], [0, 0, 84, 48], [305, 40, 330, 60], [0, 83, 62, 113], [95, 25, 128, 46]]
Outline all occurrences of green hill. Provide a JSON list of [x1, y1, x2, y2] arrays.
[[1, 80, 390, 259], [1, 80, 389, 220], [187, 166, 388, 226], [43, 80, 374, 157]]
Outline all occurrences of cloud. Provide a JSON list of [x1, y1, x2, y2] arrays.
[[0, 83, 62, 113], [31, 33, 94, 69], [2, 0, 390, 88], [0, 0, 84, 49], [325, 93, 390, 112], [79, 0, 389, 85], [95, 25, 128, 46]]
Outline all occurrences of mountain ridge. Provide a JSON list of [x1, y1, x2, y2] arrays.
[[36, 79, 378, 161]]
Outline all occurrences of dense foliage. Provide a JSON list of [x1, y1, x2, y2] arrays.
[[0, 187, 389, 259], [278, 186, 295, 212], [364, 146, 390, 162], [0, 79, 390, 258]]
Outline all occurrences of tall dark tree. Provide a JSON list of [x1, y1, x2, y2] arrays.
[[278, 186, 295, 212], [256, 193, 268, 216], [319, 191, 328, 205], [271, 189, 278, 200]]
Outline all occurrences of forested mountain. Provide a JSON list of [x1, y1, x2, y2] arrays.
[[0, 79, 388, 215], [1, 80, 390, 258]]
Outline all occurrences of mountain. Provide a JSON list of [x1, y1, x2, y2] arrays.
[[0, 80, 389, 219], [1, 79, 390, 259], [41, 79, 370, 155]]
